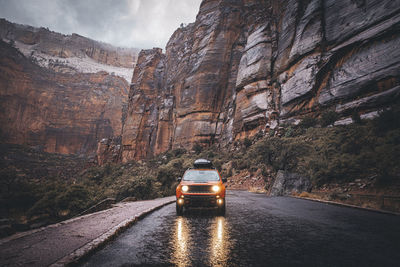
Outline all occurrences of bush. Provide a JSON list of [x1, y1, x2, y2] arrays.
[[116, 176, 158, 200], [299, 116, 317, 128], [0, 174, 39, 213], [56, 185, 91, 213], [243, 138, 252, 148], [351, 111, 362, 124], [193, 143, 202, 154], [373, 107, 400, 133], [269, 129, 275, 137], [320, 110, 339, 127], [246, 137, 310, 172], [171, 148, 186, 157], [213, 159, 223, 172]]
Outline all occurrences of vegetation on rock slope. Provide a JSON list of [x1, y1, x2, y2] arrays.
[[1, 105, 399, 232]]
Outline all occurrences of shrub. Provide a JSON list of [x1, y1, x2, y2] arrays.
[[171, 148, 186, 157], [156, 158, 185, 190], [28, 183, 66, 218], [320, 110, 339, 127], [351, 111, 362, 124], [373, 107, 400, 133], [243, 137, 252, 148], [269, 129, 275, 137], [116, 176, 157, 200], [299, 116, 317, 128], [207, 151, 215, 158], [237, 158, 250, 170], [284, 126, 294, 137], [246, 137, 310, 172], [213, 159, 223, 172], [193, 143, 202, 154], [56, 185, 91, 214]]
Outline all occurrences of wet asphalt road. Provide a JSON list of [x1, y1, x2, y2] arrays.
[[81, 191, 400, 267]]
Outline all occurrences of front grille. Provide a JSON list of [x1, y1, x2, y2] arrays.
[[187, 185, 213, 193], [184, 195, 216, 207]]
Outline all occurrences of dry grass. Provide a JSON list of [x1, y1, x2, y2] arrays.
[[248, 186, 267, 193]]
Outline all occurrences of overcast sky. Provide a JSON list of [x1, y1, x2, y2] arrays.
[[0, 0, 202, 49]]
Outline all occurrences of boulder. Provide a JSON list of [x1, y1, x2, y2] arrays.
[[270, 170, 311, 196]]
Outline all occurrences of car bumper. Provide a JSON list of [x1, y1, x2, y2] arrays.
[[177, 194, 224, 207]]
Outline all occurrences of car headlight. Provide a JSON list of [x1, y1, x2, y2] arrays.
[[181, 185, 189, 192], [212, 185, 220, 193]]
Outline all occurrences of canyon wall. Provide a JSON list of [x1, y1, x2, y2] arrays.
[[0, 20, 139, 155], [0, 19, 139, 82], [119, 0, 400, 162], [0, 41, 129, 154]]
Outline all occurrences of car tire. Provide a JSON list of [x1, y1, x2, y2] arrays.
[[176, 203, 183, 215]]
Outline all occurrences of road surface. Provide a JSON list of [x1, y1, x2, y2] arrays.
[[81, 191, 400, 266]]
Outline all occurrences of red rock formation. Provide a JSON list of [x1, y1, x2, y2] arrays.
[[167, 0, 244, 149], [0, 19, 139, 69], [97, 138, 122, 165], [0, 41, 129, 155], [120, 0, 400, 162], [121, 48, 165, 161]]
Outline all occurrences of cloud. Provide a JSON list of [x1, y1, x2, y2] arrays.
[[0, 0, 202, 49]]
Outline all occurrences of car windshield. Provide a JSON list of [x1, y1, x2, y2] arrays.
[[183, 170, 220, 182]]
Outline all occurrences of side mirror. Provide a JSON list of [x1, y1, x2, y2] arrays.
[[177, 177, 182, 182], [222, 178, 227, 183]]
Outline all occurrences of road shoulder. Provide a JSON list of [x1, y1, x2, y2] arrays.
[[0, 196, 175, 267], [292, 196, 400, 216]]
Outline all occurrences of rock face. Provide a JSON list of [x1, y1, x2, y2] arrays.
[[119, 0, 400, 162], [270, 170, 311, 196], [0, 19, 139, 82], [0, 40, 129, 155], [97, 138, 122, 165], [121, 48, 166, 161], [0, 19, 140, 156]]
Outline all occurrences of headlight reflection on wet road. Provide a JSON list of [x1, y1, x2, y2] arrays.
[[171, 217, 191, 267], [210, 216, 231, 266], [171, 215, 232, 267]]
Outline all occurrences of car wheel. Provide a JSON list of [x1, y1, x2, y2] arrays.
[[176, 202, 183, 215]]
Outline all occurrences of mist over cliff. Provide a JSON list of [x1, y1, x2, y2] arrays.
[[117, 0, 400, 162]]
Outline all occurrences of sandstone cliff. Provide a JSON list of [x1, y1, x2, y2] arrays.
[[0, 40, 129, 155], [119, 0, 400, 162], [0, 19, 139, 82], [0, 19, 141, 155]]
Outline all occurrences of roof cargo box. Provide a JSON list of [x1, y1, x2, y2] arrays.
[[193, 159, 213, 169]]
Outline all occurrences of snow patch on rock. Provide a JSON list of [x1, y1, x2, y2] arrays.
[[14, 40, 133, 83]]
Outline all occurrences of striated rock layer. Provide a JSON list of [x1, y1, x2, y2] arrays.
[[0, 18, 139, 82], [119, 0, 400, 162], [0, 19, 141, 156], [0, 41, 129, 155]]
